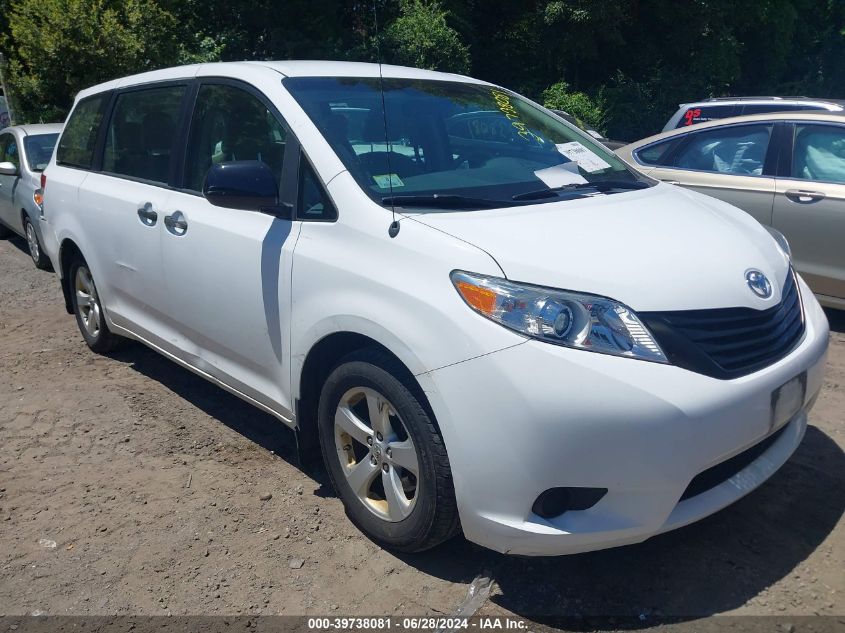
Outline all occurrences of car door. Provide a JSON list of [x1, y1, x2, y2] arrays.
[[0, 132, 21, 232], [77, 84, 188, 345], [162, 80, 301, 419], [773, 122, 845, 301], [644, 122, 778, 226]]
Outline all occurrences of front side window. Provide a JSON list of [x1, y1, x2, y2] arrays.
[[57, 94, 107, 169], [792, 124, 845, 184], [23, 133, 60, 172], [184, 84, 287, 193], [284, 77, 641, 209], [103, 85, 186, 184], [2, 134, 20, 169], [672, 124, 772, 175]]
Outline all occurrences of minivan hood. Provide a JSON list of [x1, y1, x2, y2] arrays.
[[409, 184, 790, 312]]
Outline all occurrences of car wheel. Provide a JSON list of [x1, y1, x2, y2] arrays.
[[317, 349, 459, 552], [23, 216, 51, 270], [69, 258, 122, 353]]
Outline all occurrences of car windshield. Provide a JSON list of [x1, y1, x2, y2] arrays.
[[23, 133, 59, 172], [284, 77, 644, 208]]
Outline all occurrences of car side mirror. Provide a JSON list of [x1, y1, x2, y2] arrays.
[[0, 161, 19, 176], [203, 161, 292, 219]]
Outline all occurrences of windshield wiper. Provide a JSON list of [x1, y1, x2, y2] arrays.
[[381, 194, 504, 209], [512, 180, 650, 201]]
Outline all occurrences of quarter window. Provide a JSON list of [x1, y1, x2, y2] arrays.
[[103, 86, 186, 184], [299, 155, 337, 221], [184, 84, 287, 193], [635, 139, 676, 166], [57, 94, 108, 169], [792, 124, 845, 184], [672, 124, 773, 175]]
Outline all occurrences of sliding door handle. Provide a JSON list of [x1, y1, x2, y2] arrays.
[[164, 211, 188, 235], [137, 202, 158, 226]]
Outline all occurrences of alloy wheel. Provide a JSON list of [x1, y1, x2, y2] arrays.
[[25, 222, 40, 264], [334, 387, 419, 522], [75, 266, 101, 338]]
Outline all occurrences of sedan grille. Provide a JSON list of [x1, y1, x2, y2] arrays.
[[640, 270, 804, 379]]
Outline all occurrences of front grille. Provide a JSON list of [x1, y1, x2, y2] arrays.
[[679, 422, 789, 501], [640, 270, 804, 379]]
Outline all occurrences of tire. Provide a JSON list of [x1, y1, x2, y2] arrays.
[[23, 215, 52, 270], [317, 348, 459, 552], [68, 258, 122, 353]]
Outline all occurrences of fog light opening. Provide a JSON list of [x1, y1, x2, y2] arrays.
[[532, 487, 608, 519]]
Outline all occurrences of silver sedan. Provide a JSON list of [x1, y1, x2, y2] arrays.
[[0, 123, 63, 269]]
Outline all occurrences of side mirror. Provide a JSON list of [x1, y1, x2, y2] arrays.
[[203, 161, 292, 218], [0, 161, 19, 176]]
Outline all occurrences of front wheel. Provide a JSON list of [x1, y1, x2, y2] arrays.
[[317, 349, 459, 552], [69, 259, 122, 353], [24, 216, 51, 270]]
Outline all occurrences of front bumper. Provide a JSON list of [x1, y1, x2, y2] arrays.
[[421, 276, 829, 556]]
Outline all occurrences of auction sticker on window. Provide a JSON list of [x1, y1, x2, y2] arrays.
[[555, 141, 611, 173], [373, 173, 404, 189]]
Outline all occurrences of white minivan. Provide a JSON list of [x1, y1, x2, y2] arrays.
[[41, 62, 829, 556]]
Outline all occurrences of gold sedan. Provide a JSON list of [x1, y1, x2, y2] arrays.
[[617, 111, 845, 309]]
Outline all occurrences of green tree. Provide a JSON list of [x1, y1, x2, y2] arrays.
[[8, 0, 183, 121], [384, 0, 470, 74], [542, 81, 605, 132]]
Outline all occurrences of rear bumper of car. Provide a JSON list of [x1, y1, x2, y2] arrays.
[[421, 277, 828, 556]]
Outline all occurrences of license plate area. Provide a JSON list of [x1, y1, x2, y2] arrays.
[[770, 371, 807, 433]]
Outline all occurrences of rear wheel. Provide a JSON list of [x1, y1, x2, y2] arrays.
[[69, 258, 122, 353], [24, 216, 51, 270], [317, 349, 459, 552]]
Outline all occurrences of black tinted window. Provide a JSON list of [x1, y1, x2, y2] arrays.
[[299, 155, 337, 221], [673, 124, 772, 175], [184, 84, 287, 193], [103, 86, 185, 184], [741, 104, 825, 115], [57, 95, 107, 169]]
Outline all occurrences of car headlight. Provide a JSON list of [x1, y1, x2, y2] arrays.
[[451, 271, 667, 363], [765, 226, 791, 260]]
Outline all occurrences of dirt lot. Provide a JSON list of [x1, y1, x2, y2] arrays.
[[0, 234, 843, 625]]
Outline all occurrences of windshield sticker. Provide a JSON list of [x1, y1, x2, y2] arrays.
[[490, 89, 545, 144], [534, 164, 588, 187], [373, 173, 404, 189], [555, 142, 612, 173]]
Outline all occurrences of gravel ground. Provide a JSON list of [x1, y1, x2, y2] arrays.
[[0, 234, 842, 626]]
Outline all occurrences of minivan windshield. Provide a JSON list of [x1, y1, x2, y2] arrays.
[[23, 133, 59, 172], [284, 77, 645, 208]]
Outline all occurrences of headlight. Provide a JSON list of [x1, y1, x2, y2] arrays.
[[451, 271, 667, 363], [765, 226, 791, 260]]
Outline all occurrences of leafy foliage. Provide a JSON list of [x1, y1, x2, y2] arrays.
[[1, 0, 843, 138]]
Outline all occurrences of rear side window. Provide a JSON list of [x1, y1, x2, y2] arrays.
[[676, 105, 739, 128], [1, 133, 19, 169], [184, 83, 287, 193], [23, 133, 59, 172], [103, 85, 186, 184], [57, 94, 107, 169], [741, 104, 826, 115], [672, 124, 773, 175]]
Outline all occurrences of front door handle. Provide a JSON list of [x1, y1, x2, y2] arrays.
[[785, 189, 826, 203], [137, 202, 158, 226], [163, 211, 188, 235]]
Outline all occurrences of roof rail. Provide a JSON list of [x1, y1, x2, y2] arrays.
[[703, 96, 810, 102]]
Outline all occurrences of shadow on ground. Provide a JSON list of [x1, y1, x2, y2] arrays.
[[825, 308, 845, 334], [112, 341, 843, 623]]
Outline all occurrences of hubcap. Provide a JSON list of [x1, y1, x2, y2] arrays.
[[334, 387, 419, 522], [26, 222, 39, 263], [75, 266, 101, 338]]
